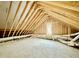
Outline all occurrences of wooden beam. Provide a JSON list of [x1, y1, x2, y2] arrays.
[[39, 3, 79, 30], [17, 1, 30, 22], [15, 4, 39, 36], [39, 1, 79, 12], [12, 1, 29, 36], [33, 15, 47, 32], [25, 10, 43, 32], [38, 2, 79, 22], [15, 7, 41, 36], [27, 12, 45, 32], [3, 1, 12, 38], [12, 2, 36, 36], [37, 2, 79, 30], [44, 9, 79, 30], [8, 1, 22, 37], [68, 25, 71, 35], [18, 9, 43, 35], [23, 11, 45, 34]]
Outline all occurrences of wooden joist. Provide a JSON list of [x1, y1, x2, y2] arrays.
[[43, 9, 79, 30], [25, 10, 43, 32], [37, 2, 79, 30], [1, 1, 79, 39], [27, 13, 46, 33], [12, 2, 36, 36], [3, 1, 12, 38], [19, 10, 43, 35], [40, 1, 79, 12], [8, 1, 22, 37], [33, 15, 47, 31], [16, 7, 41, 35]]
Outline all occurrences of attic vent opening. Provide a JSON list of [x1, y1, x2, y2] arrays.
[[46, 21, 53, 35]]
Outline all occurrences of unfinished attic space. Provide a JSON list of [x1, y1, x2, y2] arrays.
[[0, 1, 79, 58]]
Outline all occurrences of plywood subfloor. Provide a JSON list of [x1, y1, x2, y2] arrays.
[[0, 37, 79, 58]]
